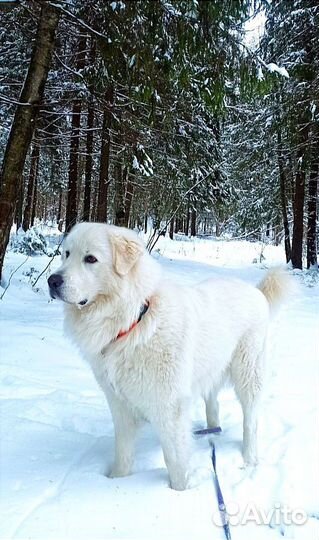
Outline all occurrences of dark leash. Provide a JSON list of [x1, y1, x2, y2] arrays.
[[193, 427, 231, 540]]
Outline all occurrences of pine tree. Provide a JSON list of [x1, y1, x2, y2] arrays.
[[0, 3, 60, 280]]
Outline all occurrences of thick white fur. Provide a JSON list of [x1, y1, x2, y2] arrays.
[[54, 222, 289, 490]]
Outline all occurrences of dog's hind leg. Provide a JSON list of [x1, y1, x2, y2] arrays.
[[205, 388, 220, 428], [231, 332, 266, 465]]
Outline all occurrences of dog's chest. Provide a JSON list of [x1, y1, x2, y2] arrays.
[[88, 346, 159, 408]]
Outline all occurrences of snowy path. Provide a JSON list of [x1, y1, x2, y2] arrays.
[[1, 242, 318, 540]]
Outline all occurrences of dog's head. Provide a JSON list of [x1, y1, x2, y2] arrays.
[[48, 223, 144, 307]]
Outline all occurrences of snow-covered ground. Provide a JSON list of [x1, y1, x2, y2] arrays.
[[1, 235, 318, 540]]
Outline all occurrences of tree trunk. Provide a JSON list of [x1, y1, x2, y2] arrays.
[[43, 194, 47, 223], [123, 171, 134, 228], [190, 207, 197, 237], [291, 167, 306, 269], [65, 36, 86, 232], [90, 183, 98, 221], [277, 130, 291, 263], [37, 192, 43, 222], [82, 99, 94, 221], [114, 163, 126, 226], [57, 188, 63, 231], [185, 195, 190, 235], [83, 39, 96, 222], [16, 181, 24, 232], [291, 124, 309, 270], [307, 153, 318, 269], [169, 218, 174, 239], [30, 171, 38, 227], [22, 143, 40, 232], [96, 85, 114, 222], [0, 3, 59, 280]]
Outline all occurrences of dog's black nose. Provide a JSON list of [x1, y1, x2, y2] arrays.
[[48, 274, 64, 290]]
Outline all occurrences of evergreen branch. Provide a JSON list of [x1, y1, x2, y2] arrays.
[[48, 2, 109, 41], [146, 172, 214, 252]]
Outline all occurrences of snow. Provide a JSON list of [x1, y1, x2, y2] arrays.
[[1, 235, 318, 540], [266, 62, 289, 79], [132, 155, 139, 170], [110, 1, 125, 11], [244, 10, 266, 47], [256, 62, 289, 81], [257, 65, 265, 81]]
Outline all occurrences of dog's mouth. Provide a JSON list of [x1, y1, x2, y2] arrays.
[[49, 287, 87, 307], [49, 288, 59, 300]]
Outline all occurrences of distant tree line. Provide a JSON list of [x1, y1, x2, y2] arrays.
[[0, 0, 318, 280], [225, 1, 319, 270]]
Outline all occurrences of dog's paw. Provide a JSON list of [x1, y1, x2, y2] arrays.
[[242, 453, 259, 467], [168, 469, 189, 491], [242, 444, 259, 467], [169, 478, 188, 491], [169, 467, 211, 490], [106, 465, 131, 478]]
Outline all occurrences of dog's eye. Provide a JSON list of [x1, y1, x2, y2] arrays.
[[65, 250, 70, 259], [84, 255, 98, 264]]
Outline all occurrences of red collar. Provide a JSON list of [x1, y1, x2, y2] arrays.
[[116, 302, 149, 341]]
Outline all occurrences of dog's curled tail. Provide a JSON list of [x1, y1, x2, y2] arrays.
[[258, 268, 293, 313]]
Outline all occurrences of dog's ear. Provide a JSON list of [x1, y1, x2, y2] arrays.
[[110, 234, 144, 276]]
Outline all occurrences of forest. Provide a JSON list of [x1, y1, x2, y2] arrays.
[[1, 3, 318, 536], [0, 0, 318, 279]]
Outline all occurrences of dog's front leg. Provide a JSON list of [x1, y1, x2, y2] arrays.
[[106, 390, 141, 478], [155, 404, 193, 491]]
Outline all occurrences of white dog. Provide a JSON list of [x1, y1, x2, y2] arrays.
[[48, 222, 288, 490]]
